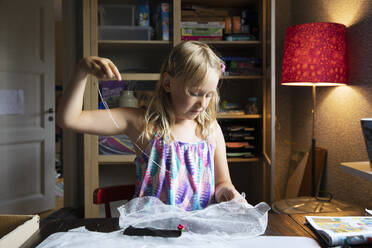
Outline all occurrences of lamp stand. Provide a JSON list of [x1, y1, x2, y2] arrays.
[[311, 85, 316, 196]]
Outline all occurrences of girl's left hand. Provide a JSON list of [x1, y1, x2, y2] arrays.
[[215, 184, 243, 202]]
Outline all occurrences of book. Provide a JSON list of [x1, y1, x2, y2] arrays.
[[221, 57, 262, 76], [226, 152, 254, 158], [224, 33, 257, 41], [161, 3, 169, 41], [218, 110, 245, 115], [181, 16, 225, 22], [181, 26, 223, 41], [305, 216, 372, 246], [181, 21, 225, 28], [181, 6, 228, 17], [138, 0, 150, 26], [181, 27, 223, 36], [181, 36, 222, 41], [226, 142, 252, 149]]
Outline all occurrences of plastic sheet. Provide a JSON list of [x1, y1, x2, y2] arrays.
[[37, 196, 271, 248], [118, 194, 270, 236]]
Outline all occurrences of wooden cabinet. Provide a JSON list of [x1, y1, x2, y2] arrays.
[[82, 0, 275, 217]]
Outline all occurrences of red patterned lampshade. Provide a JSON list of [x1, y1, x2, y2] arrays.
[[281, 22, 348, 86]]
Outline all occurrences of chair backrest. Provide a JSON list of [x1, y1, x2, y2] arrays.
[[93, 184, 136, 218]]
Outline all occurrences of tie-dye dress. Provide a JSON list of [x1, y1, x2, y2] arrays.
[[134, 134, 215, 211]]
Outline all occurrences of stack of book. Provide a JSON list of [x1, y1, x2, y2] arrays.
[[180, 4, 259, 41], [221, 57, 262, 76], [181, 21, 224, 41], [218, 100, 245, 115], [222, 125, 258, 158], [181, 5, 227, 41], [181, 5, 228, 22]]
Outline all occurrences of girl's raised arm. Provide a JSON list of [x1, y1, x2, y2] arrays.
[[57, 56, 144, 137]]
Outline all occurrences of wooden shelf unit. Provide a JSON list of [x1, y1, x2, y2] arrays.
[[116, 73, 262, 81], [82, 0, 274, 217], [98, 155, 260, 165], [228, 157, 260, 163], [120, 73, 160, 81], [118, 73, 262, 81], [218, 114, 262, 119], [98, 155, 136, 164]]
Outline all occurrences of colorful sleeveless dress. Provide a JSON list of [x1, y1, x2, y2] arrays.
[[134, 134, 215, 211]]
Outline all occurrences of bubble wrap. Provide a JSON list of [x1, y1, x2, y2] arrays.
[[37, 196, 272, 248], [118, 195, 270, 236]]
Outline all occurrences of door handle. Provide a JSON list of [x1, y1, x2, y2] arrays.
[[46, 108, 55, 114]]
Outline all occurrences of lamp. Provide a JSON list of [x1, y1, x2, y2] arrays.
[[281, 22, 348, 196]]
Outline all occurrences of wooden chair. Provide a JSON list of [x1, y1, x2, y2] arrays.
[[93, 184, 136, 218]]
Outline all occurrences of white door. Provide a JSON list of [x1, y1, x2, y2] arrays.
[[0, 0, 55, 214]]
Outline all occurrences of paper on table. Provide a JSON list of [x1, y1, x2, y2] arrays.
[[0, 89, 24, 115], [37, 227, 321, 248]]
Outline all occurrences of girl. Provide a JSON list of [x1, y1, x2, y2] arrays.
[[57, 41, 242, 211]]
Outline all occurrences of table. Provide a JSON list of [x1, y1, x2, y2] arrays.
[[22, 213, 316, 248], [340, 161, 372, 182]]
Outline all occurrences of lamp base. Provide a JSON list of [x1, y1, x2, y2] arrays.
[[271, 196, 359, 214]]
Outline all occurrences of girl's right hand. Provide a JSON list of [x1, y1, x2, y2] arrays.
[[78, 56, 122, 81]]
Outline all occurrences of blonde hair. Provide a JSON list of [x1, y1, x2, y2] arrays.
[[141, 41, 223, 141]]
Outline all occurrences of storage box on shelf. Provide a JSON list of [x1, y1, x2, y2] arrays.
[[0, 215, 39, 247], [99, 26, 152, 40], [99, 4, 136, 26], [83, 0, 273, 217], [98, 3, 153, 41], [98, 1, 173, 42]]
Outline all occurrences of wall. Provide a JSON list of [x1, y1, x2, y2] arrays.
[[62, 0, 84, 210], [274, 0, 292, 200], [276, 0, 372, 208]]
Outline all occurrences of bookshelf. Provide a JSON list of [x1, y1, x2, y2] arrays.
[[98, 154, 136, 164], [82, 0, 274, 217], [218, 114, 261, 119], [119, 73, 160, 81]]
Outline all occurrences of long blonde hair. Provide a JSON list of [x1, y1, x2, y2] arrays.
[[142, 41, 223, 141]]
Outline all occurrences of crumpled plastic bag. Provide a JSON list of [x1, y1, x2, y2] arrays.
[[37, 195, 271, 248], [118, 194, 270, 236]]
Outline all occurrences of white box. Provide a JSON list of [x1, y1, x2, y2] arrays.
[[0, 215, 39, 248], [99, 4, 135, 26]]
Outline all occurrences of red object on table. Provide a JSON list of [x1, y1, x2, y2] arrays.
[[177, 224, 184, 231]]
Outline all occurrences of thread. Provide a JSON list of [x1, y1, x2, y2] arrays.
[[97, 84, 120, 129], [97, 83, 203, 207], [96, 83, 164, 170]]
